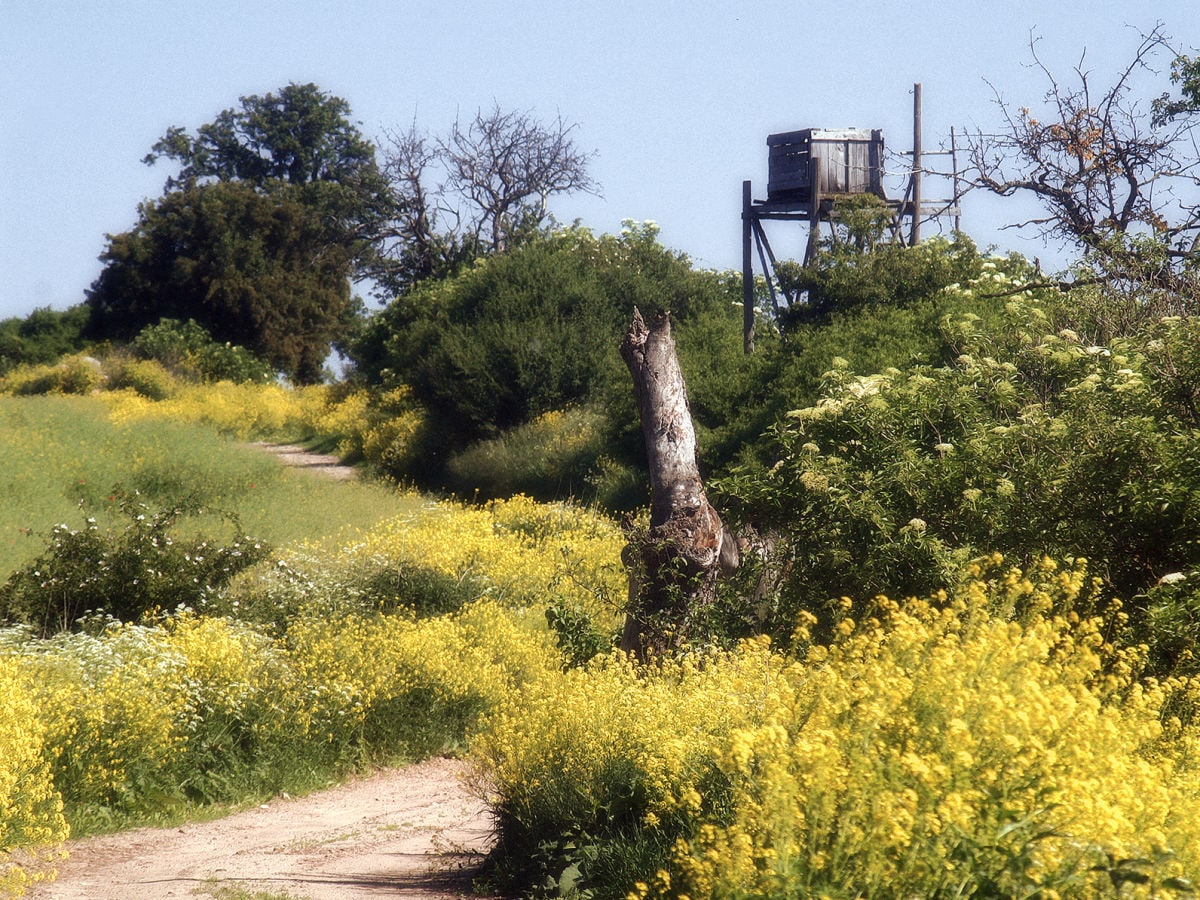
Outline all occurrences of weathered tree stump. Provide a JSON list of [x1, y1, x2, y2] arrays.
[[619, 308, 737, 658]]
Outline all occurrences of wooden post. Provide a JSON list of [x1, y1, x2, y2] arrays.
[[911, 82, 923, 246], [619, 308, 737, 658], [742, 180, 755, 354], [950, 125, 961, 233], [804, 156, 822, 265]]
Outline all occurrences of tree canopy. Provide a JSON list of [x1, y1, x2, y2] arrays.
[[349, 223, 737, 451], [87, 180, 354, 383], [87, 83, 388, 381]]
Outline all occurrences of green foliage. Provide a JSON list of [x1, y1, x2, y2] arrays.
[[130, 319, 274, 384], [0, 394, 420, 581], [88, 82, 394, 384], [0, 491, 270, 635], [676, 264, 998, 487], [352, 223, 741, 481], [445, 406, 608, 502], [776, 233, 984, 325], [86, 181, 355, 383], [545, 601, 615, 669], [0, 305, 90, 374], [144, 81, 394, 279], [1154, 52, 1200, 122], [716, 272, 1200, 665]]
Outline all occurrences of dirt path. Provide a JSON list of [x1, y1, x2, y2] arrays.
[[30, 757, 494, 900], [249, 442, 359, 481], [31, 449, 495, 899]]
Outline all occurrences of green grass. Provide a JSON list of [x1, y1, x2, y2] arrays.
[[200, 884, 305, 900], [0, 394, 421, 579]]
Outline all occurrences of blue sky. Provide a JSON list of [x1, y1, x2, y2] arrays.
[[2, 1, 1198, 320]]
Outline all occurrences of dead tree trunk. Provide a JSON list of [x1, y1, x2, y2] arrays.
[[619, 308, 737, 658]]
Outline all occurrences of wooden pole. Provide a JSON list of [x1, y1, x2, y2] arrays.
[[742, 180, 755, 354], [805, 156, 822, 265], [911, 82, 923, 246], [950, 125, 961, 233]]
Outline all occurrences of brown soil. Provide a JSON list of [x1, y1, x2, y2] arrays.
[[249, 443, 359, 481], [31, 449, 494, 899], [29, 757, 495, 899]]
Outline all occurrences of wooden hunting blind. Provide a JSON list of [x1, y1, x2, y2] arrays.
[[741, 84, 963, 354], [766, 128, 885, 200]]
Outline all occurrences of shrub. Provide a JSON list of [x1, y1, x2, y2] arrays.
[[307, 385, 425, 469], [0, 304, 90, 376], [716, 270, 1200, 656], [776, 233, 985, 326], [106, 357, 177, 400], [350, 223, 741, 467], [647, 564, 1200, 899], [1, 354, 105, 397], [130, 319, 273, 384], [0, 492, 270, 635]]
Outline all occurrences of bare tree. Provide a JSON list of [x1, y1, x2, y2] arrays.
[[619, 308, 738, 659], [966, 25, 1200, 292], [375, 105, 599, 292], [377, 121, 453, 289], [440, 104, 600, 252]]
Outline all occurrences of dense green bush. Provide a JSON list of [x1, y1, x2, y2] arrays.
[[0, 305, 91, 375], [130, 318, 274, 383], [777, 232, 985, 326], [0, 492, 270, 635], [351, 224, 733, 436], [716, 271, 1200, 669]]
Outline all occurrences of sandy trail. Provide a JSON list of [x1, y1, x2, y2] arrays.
[[29, 757, 494, 900], [249, 442, 359, 481], [31, 446, 495, 898]]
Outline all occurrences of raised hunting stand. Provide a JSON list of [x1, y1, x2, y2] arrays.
[[741, 84, 963, 352]]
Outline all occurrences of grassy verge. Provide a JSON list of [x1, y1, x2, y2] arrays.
[[0, 395, 420, 580]]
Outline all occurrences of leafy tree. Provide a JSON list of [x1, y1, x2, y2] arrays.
[[966, 25, 1200, 293], [143, 81, 393, 271], [87, 84, 392, 380], [86, 181, 353, 382], [0, 305, 90, 373], [1154, 52, 1200, 123]]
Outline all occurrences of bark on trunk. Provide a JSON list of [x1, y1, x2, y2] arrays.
[[619, 308, 737, 658]]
